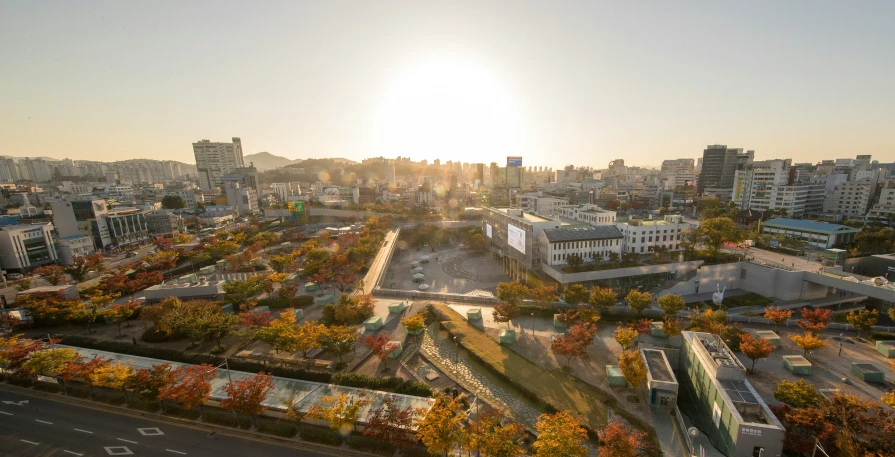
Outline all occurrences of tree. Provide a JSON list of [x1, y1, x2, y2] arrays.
[[529, 285, 558, 309], [416, 395, 466, 457], [318, 325, 358, 364], [566, 253, 584, 271], [152, 236, 173, 252], [328, 294, 375, 325], [82, 290, 121, 332], [222, 276, 264, 312], [91, 360, 134, 398], [657, 293, 686, 316], [0, 335, 46, 370], [789, 333, 827, 356], [221, 372, 275, 425], [332, 269, 360, 293], [22, 347, 79, 376], [698, 217, 744, 253], [363, 396, 418, 448], [797, 307, 831, 335], [466, 409, 525, 457], [492, 303, 520, 328], [589, 286, 617, 310], [614, 326, 639, 350], [597, 422, 646, 457], [64, 252, 105, 282], [256, 310, 301, 354], [845, 308, 878, 339], [763, 306, 792, 332], [551, 323, 597, 366], [363, 332, 393, 369], [624, 290, 653, 315], [308, 391, 372, 434], [618, 350, 647, 397], [161, 195, 186, 209], [662, 316, 682, 338], [106, 301, 140, 337], [34, 265, 66, 285], [158, 364, 216, 410], [129, 362, 176, 400], [496, 281, 528, 307], [739, 334, 775, 371], [562, 284, 589, 306], [268, 253, 298, 273], [628, 318, 652, 344], [400, 314, 427, 334], [688, 307, 728, 335], [59, 356, 110, 395], [774, 379, 825, 408], [294, 321, 326, 359], [532, 411, 588, 457]]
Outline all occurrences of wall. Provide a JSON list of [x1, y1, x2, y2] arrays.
[[541, 260, 703, 284]]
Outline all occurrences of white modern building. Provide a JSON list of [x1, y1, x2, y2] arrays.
[[193, 138, 245, 191], [733, 159, 825, 217], [823, 181, 874, 218], [616, 215, 690, 254], [868, 180, 895, 221], [537, 225, 623, 266], [56, 234, 94, 265], [0, 224, 58, 272], [516, 192, 568, 218], [556, 204, 617, 226]]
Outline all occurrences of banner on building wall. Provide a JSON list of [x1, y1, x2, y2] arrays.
[[486, 224, 492, 238], [507, 224, 525, 253]]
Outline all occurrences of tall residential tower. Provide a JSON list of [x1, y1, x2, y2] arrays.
[[193, 137, 245, 191]]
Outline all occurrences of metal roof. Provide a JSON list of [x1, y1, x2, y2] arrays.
[[542, 225, 622, 242], [763, 218, 859, 233]]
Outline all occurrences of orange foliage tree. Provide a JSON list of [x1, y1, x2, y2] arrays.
[[221, 372, 275, 425], [739, 334, 775, 371], [763, 306, 792, 332], [158, 364, 217, 411], [797, 308, 831, 334], [597, 422, 646, 457]]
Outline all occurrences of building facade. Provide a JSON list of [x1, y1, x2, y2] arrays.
[[537, 225, 623, 266], [616, 215, 690, 254], [145, 210, 184, 237], [761, 218, 860, 249], [556, 204, 617, 226], [482, 207, 561, 282], [0, 224, 58, 272], [823, 181, 874, 218], [193, 137, 245, 191]]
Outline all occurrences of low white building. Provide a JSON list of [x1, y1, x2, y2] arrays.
[[537, 225, 624, 266], [516, 192, 568, 218], [56, 234, 94, 265], [143, 278, 225, 303], [0, 224, 58, 272], [616, 215, 690, 254], [164, 189, 204, 209], [557, 204, 617, 226]]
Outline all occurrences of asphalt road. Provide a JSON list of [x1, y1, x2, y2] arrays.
[[0, 387, 340, 457]]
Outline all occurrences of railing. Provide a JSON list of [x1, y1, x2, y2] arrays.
[[673, 406, 698, 457], [726, 315, 895, 333]]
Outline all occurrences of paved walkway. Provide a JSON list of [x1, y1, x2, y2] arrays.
[[418, 324, 543, 429]]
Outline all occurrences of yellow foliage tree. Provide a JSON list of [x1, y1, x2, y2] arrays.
[[613, 326, 639, 350], [532, 411, 588, 457], [308, 392, 372, 434], [415, 395, 466, 457], [618, 350, 647, 396], [90, 360, 134, 397], [789, 333, 828, 356], [22, 348, 79, 376]]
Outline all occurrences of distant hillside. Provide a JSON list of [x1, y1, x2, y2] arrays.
[[330, 158, 358, 165], [243, 152, 303, 171]]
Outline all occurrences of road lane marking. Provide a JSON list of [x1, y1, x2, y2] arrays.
[[74, 428, 93, 434], [117, 438, 138, 444], [104, 446, 134, 455], [64, 451, 83, 456], [137, 427, 164, 436], [21, 439, 40, 445], [35, 419, 53, 425], [166, 450, 187, 455], [0, 410, 12, 415]]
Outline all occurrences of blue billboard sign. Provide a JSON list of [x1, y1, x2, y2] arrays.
[[507, 156, 522, 167]]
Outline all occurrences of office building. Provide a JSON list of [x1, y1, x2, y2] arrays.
[[698, 145, 752, 200], [760, 218, 860, 249], [56, 234, 94, 265], [678, 332, 784, 457], [516, 193, 569, 218], [145, 210, 184, 237], [482, 207, 561, 282], [867, 180, 895, 221], [271, 183, 301, 202], [556, 204, 616, 226], [823, 181, 874, 218], [193, 137, 245, 191], [616, 215, 689, 254], [164, 189, 204, 209], [732, 159, 826, 217], [537, 225, 623, 266], [0, 224, 58, 272]]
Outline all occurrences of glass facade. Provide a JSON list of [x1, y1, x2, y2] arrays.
[[678, 340, 739, 456]]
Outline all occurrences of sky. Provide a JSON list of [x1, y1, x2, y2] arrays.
[[1, 1, 894, 168]]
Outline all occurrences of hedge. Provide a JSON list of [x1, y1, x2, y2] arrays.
[[257, 420, 297, 437], [129, 399, 160, 413], [331, 373, 432, 397], [870, 331, 895, 341], [57, 335, 332, 383], [163, 404, 201, 420], [256, 295, 315, 310], [401, 446, 431, 457], [300, 427, 342, 446], [203, 410, 251, 429], [346, 435, 396, 455]]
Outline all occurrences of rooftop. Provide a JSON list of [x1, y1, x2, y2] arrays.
[[763, 218, 860, 233], [490, 207, 553, 223], [643, 349, 676, 383], [542, 225, 623, 242]]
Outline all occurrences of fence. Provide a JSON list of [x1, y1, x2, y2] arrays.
[[726, 314, 895, 333]]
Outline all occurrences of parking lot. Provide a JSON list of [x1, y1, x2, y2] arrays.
[[383, 245, 510, 296]]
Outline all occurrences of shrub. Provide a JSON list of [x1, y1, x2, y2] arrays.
[[141, 327, 180, 343], [346, 435, 396, 455], [203, 410, 251, 428], [331, 373, 432, 397], [300, 427, 342, 446], [7, 376, 33, 387], [33, 382, 62, 393], [163, 404, 201, 420], [129, 399, 160, 413], [870, 331, 895, 341], [256, 295, 315, 310], [257, 420, 297, 437]]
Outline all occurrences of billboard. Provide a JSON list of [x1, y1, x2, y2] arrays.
[[287, 201, 305, 215], [507, 156, 522, 167], [507, 224, 525, 253], [486, 223, 492, 238]]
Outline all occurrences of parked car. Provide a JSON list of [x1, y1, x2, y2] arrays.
[[125, 252, 137, 258], [7, 273, 24, 280]]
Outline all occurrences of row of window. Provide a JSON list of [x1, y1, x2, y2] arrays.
[[552, 239, 619, 250]]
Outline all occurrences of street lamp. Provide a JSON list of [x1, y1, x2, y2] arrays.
[[838, 333, 844, 356], [453, 336, 459, 364], [531, 313, 535, 336]]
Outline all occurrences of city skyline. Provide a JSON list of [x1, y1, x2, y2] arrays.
[[2, 1, 894, 167]]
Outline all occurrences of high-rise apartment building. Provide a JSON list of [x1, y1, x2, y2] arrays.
[[193, 137, 245, 191], [697, 145, 752, 201]]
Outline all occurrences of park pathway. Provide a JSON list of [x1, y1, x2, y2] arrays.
[[419, 324, 543, 429]]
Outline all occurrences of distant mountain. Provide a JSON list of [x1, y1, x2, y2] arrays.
[[243, 152, 303, 171], [330, 158, 358, 165]]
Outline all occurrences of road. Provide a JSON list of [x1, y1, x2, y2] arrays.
[[0, 386, 342, 457]]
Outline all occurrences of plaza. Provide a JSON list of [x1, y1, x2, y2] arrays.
[[382, 245, 510, 296]]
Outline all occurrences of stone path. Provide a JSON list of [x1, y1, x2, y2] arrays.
[[419, 324, 542, 429]]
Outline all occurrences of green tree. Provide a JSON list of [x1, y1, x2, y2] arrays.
[[845, 309, 878, 339], [698, 217, 744, 254], [657, 293, 686, 316], [589, 286, 617, 310], [563, 284, 590, 306], [222, 276, 264, 312], [496, 281, 528, 307], [624, 290, 653, 315], [565, 253, 584, 271], [774, 379, 825, 408], [161, 195, 186, 209]]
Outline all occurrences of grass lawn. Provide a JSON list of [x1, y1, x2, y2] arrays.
[[432, 303, 660, 451]]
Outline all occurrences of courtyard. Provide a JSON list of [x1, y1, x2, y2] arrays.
[[382, 245, 510, 296]]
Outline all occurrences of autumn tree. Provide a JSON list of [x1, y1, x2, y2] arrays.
[[318, 325, 358, 364], [294, 321, 326, 359], [327, 294, 375, 324], [59, 356, 110, 395], [618, 350, 647, 399], [222, 276, 265, 312], [22, 347, 79, 376], [492, 303, 520, 329], [152, 236, 173, 251], [589, 286, 617, 310], [797, 307, 831, 335], [628, 318, 652, 344], [268, 253, 298, 273], [763, 306, 792, 332], [529, 285, 558, 309], [789, 333, 827, 356], [128, 362, 176, 400], [466, 409, 525, 457], [657, 293, 686, 316], [363, 332, 394, 369], [158, 364, 217, 411], [256, 310, 300, 354], [64, 252, 105, 282], [532, 411, 588, 457], [845, 308, 878, 339], [562, 284, 590, 306], [662, 317, 682, 338], [308, 391, 372, 434], [496, 281, 528, 307], [400, 314, 427, 334], [106, 301, 140, 337], [689, 307, 728, 335], [597, 422, 646, 457], [82, 290, 122, 332], [0, 335, 47, 370], [625, 290, 653, 315], [551, 323, 597, 367], [565, 253, 584, 270], [363, 396, 418, 448], [774, 379, 824, 408], [614, 326, 639, 350], [416, 395, 467, 457], [739, 334, 775, 371], [34, 265, 66, 285], [221, 372, 275, 425], [91, 360, 134, 399]]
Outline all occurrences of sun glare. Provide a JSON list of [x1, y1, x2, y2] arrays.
[[376, 57, 522, 163]]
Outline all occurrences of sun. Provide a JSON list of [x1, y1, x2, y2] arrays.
[[375, 57, 522, 163]]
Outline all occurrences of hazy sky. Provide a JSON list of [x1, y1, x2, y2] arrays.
[[2, 1, 894, 168]]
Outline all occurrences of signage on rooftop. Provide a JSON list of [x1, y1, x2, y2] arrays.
[[507, 156, 522, 167]]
